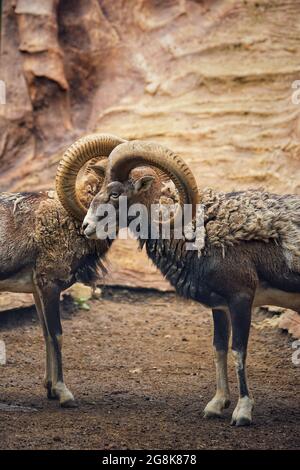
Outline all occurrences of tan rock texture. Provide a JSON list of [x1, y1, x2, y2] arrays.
[[1, 0, 300, 194], [0, 1, 300, 333], [279, 310, 300, 339]]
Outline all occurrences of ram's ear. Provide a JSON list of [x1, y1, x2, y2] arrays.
[[89, 163, 106, 179], [134, 175, 155, 193]]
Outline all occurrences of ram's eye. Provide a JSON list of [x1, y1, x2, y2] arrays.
[[110, 192, 120, 199]]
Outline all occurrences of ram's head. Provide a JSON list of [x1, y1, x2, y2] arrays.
[[81, 140, 200, 240]]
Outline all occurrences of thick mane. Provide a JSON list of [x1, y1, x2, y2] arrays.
[[0, 192, 42, 209], [201, 189, 300, 262]]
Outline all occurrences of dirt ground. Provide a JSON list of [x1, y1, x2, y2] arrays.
[[0, 288, 299, 450]]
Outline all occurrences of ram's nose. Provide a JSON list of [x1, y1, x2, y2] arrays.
[[82, 219, 97, 239]]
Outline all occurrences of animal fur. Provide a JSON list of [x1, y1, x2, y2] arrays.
[[201, 188, 300, 263], [0, 191, 109, 288]]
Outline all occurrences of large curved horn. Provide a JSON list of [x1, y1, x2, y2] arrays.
[[56, 134, 126, 221], [108, 140, 200, 225]]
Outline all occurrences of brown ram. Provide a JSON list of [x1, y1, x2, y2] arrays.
[[78, 139, 300, 426], [0, 134, 125, 406]]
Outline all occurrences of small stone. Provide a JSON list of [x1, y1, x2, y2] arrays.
[[129, 368, 142, 374]]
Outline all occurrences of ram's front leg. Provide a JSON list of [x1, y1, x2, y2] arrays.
[[204, 309, 231, 419], [33, 289, 56, 399], [34, 279, 76, 407], [229, 293, 254, 426]]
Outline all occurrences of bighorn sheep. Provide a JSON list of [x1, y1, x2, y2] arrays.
[[0, 134, 126, 407], [78, 139, 300, 426]]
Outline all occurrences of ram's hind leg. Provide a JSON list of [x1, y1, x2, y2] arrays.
[[34, 275, 76, 407], [229, 294, 254, 426], [204, 309, 231, 419]]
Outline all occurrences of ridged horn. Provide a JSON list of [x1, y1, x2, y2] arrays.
[[56, 134, 126, 221], [107, 140, 200, 225]]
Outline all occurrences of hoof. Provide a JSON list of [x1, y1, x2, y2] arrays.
[[60, 398, 78, 409], [236, 416, 252, 427], [231, 396, 254, 427], [203, 397, 231, 419], [231, 416, 252, 427], [204, 409, 222, 419], [52, 382, 76, 408]]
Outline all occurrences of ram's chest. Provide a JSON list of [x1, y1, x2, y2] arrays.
[[146, 240, 201, 300], [36, 211, 87, 263], [35, 228, 93, 286]]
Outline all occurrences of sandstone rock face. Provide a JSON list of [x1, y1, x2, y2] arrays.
[[1, 0, 300, 194], [0, 1, 300, 329]]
